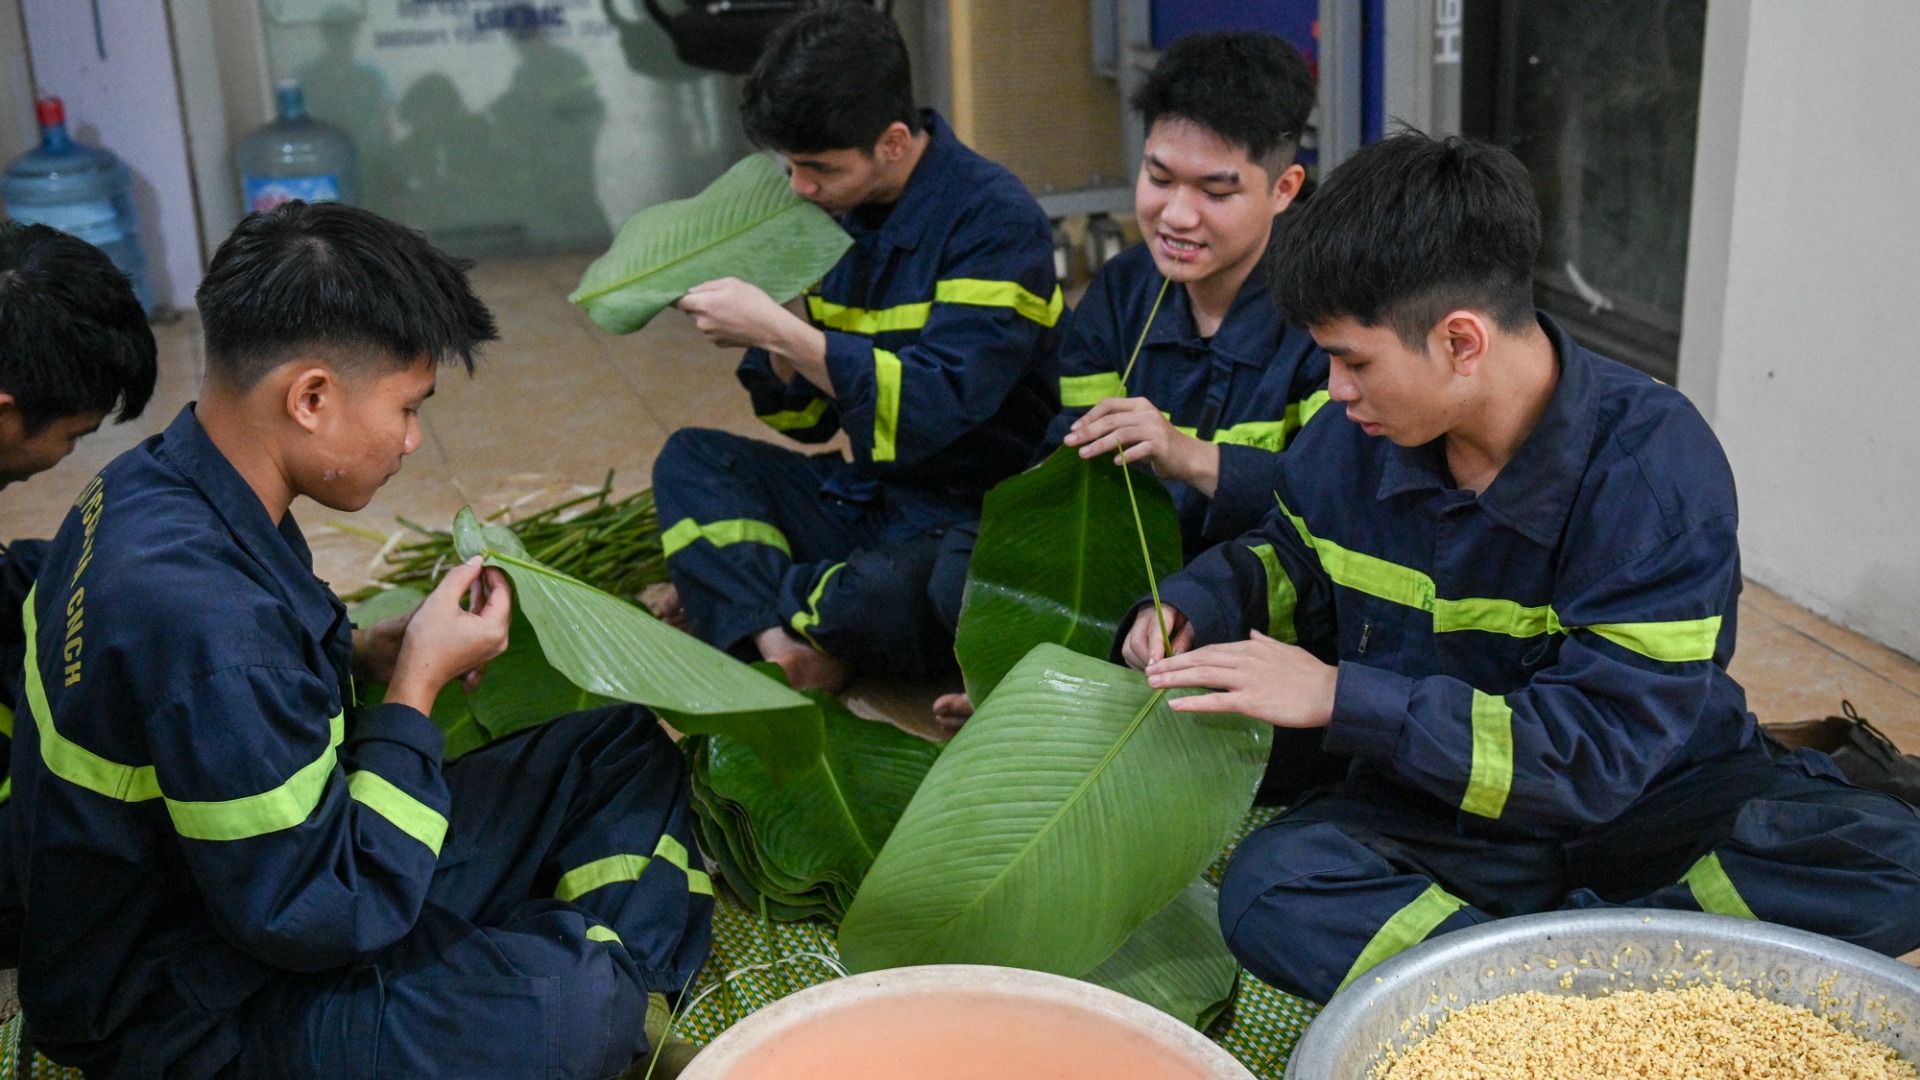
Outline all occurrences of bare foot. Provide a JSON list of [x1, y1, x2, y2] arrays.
[[640, 582, 690, 631], [931, 691, 975, 731], [754, 626, 852, 693]]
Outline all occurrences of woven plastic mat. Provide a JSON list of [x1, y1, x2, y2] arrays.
[[0, 1014, 84, 1080], [672, 804, 1320, 1078]]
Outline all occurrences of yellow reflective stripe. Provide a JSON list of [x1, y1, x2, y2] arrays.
[[1294, 389, 1333, 429], [1684, 851, 1757, 920], [1462, 691, 1514, 819], [934, 279, 1064, 328], [22, 585, 160, 802], [1338, 883, 1468, 991], [1272, 500, 1712, 660], [585, 925, 623, 944], [554, 834, 714, 904], [661, 518, 791, 559], [0, 702, 11, 738], [807, 296, 931, 335], [871, 349, 902, 462], [789, 562, 846, 651], [1585, 617, 1721, 663], [758, 397, 830, 432], [1060, 371, 1126, 408], [0, 776, 9, 805], [1247, 544, 1297, 644], [167, 712, 345, 841], [347, 770, 448, 856]]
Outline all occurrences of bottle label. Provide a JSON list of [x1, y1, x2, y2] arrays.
[[243, 174, 341, 213], [8, 199, 126, 247]]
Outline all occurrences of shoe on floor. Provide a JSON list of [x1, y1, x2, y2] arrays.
[[1765, 700, 1920, 805]]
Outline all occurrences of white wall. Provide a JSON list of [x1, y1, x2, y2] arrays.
[[18, 0, 202, 308], [1679, 0, 1920, 659]]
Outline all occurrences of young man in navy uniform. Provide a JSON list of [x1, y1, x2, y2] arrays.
[[1126, 133, 1920, 1003], [651, 0, 1060, 690], [10, 203, 711, 1078], [931, 29, 1330, 727], [0, 221, 158, 964]]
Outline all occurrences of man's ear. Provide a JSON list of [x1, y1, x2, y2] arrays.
[[1436, 311, 1493, 377], [283, 366, 339, 434], [874, 120, 914, 163], [1268, 163, 1307, 216]]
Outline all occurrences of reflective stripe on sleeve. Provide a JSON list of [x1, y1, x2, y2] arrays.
[[168, 712, 346, 841], [807, 296, 932, 335], [871, 349, 903, 462], [757, 398, 830, 432], [1246, 543, 1298, 643], [1188, 391, 1336, 452], [661, 518, 792, 559], [585, 925, 623, 944], [555, 833, 716, 904], [789, 562, 846, 651], [347, 770, 448, 856], [1583, 617, 1722, 663], [1060, 371, 1126, 408], [934, 279, 1064, 327], [23, 585, 161, 803], [1462, 691, 1514, 819], [1683, 851, 1758, 920], [1337, 883, 1468, 991]]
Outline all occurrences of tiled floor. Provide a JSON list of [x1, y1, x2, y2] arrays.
[[2, 252, 1916, 745]]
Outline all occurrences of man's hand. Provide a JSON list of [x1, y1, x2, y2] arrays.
[[1064, 397, 1221, 496], [384, 557, 513, 714], [351, 604, 416, 685], [1121, 603, 1194, 671], [1145, 630, 1337, 729], [676, 278, 830, 390]]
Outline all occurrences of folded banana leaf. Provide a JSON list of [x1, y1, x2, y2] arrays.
[[837, 643, 1269, 978], [570, 153, 852, 334], [953, 447, 1182, 704]]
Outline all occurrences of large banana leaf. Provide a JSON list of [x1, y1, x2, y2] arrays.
[[836, 643, 1269, 977], [953, 447, 1182, 704], [452, 508, 823, 775], [1082, 879, 1240, 1030], [690, 689, 942, 921], [570, 153, 852, 334]]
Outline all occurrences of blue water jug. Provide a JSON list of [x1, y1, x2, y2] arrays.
[[1, 97, 155, 315], [236, 79, 360, 214]]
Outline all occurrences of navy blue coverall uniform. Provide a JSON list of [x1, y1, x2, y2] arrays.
[[1154, 316, 1920, 1004], [652, 109, 1060, 679], [8, 406, 713, 1079], [0, 536, 46, 962]]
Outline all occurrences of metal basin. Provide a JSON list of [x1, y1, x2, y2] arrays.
[[1286, 909, 1920, 1078]]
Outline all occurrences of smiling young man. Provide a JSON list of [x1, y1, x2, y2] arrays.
[[1123, 133, 1920, 1003], [928, 30, 1329, 728], [10, 203, 711, 1078], [650, 0, 1060, 690], [0, 221, 158, 965]]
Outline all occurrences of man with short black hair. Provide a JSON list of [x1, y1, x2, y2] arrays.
[[652, 0, 1060, 690], [0, 220, 158, 964], [1126, 132, 1920, 1003], [11, 202, 711, 1078]]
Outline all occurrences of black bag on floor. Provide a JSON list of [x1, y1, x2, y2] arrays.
[[1765, 700, 1920, 805]]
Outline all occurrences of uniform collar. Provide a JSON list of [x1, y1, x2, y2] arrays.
[[1141, 242, 1282, 366], [1375, 312, 1597, 548], [848, 109, 961, 252], [158, 404, 344, 643]]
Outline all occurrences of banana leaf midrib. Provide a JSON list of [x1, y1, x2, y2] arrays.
[[893, 682, 1171, 953], [572, 197, 827, 305], [810, 752, 881, 862]]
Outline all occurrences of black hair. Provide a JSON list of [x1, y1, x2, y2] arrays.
[[1132, 31, 1316, 176], [741, 0, 918, 154], [0, 221, 157, 434], [1268, 132, 1541, 347], [196, 201, 498, 389]]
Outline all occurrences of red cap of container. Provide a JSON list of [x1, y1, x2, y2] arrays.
[[34, 97, 64, 127]]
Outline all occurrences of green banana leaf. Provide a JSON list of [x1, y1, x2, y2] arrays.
[[953, 447, 1182, 704], [451, 508, 823, 776], [692, 689, 943, 921], [570, 153, 852, 334], [1082, 879, 1240, 1030], [836, 643, 1270, 977]]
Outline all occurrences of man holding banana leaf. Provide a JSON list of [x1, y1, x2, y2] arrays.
[[652, 0, 1060, 691], [1124, 132, 1920, 1004]]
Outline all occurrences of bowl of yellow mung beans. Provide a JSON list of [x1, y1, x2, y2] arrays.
[[1285, 909, 1920, 1079]]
